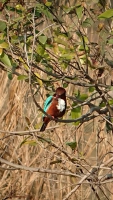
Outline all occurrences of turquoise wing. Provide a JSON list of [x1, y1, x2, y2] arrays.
[[43, 96, 53, 113]]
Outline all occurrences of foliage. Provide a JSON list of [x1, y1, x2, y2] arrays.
[[0, 0, 113, 199]]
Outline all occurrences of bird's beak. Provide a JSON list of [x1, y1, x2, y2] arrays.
[[55, 94, 59, 99]]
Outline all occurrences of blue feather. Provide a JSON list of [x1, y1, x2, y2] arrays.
[[43, 96, 53, 114]]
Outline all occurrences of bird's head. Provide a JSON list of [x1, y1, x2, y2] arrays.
[[54, 87, 66, 99]]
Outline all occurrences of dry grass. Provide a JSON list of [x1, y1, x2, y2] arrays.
[[0, 0, 113, 199], [0, 69, 113, 200]]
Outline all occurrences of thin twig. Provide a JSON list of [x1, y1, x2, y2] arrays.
[[0, 157, 81, 178]]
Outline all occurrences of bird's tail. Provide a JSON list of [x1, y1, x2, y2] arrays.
[[40, 123, 47, 132]]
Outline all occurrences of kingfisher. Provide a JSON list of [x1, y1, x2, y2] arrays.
[[40, 87, 66, 132]]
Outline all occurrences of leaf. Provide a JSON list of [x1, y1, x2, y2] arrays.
[[109, 99, 113, 105], [0, 33, 4, 40], [0, 48, 3, 55], [0, 21, 6, 31], [75, 89, 80, 98], [45, 63, 53, 72], [99, 101, 106, 108], [98, 9, 113, 19], [36, 44, 45, 56], [45, 138, 51, 143], [8, 72, 13, 80], [13, 16, 24, 22], [45, 1, 52, 7], [79, 93, 88, 101], [0, 53, 12, 67], [34, 72, 43, 86], [63, 82, 68, 88], [63, 6, 76, 14], [97, 23, 104, 32], [107, 39, 113, 44], [60, 53, 75, 60], [18, 57, 29, 70], [76, 5, 83, 19], [66, 141, 77, 150], [82, 18, 93, 28], [50, 159, 62, 165], [79, 44, 89, 52], [39, 35, 47, 45], [36, 3, 44, 13], [36, 3, 53, 20], [34, 123, 42, 129], [0, 41, 9, 49], [43, 8, 53, 20], [54, 37, 67, 46], [20, 139, 37, 147], [15, 4, 25, 11], [17, 75, 28, 80], [39, 137, 51, 143], [71, 106, 81, 125], [89, 86, 95, 93]]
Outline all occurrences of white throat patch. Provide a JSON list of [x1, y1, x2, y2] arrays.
[[56, 98, 65, 112]]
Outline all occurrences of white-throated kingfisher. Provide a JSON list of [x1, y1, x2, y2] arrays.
[[40, 87, 66, 132]]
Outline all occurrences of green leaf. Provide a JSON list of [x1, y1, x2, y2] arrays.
[[39, 35, 47, 45], [36, 44, 45, 56], [89, 86, 95, 93], [76, 5, 83, 19], [0, 21, 6, 31], [66, 141, 77, 150], [17, 75, 28, 80], [76, 89, 80, 98], [99, 101, 106, 108], [8, 72, 13, 80], [63, 6, 76, 14], [20, 139, 37, 147], [79, 93, 88, 101], [71, 106, 81, 125], [12, 16, 24, 22], [45, 63, 53, 72], [63, 82, 68, 88], [79, 44, 89, 52], [107, 39, 113, 44], [98, 9, 113, 19], [39, 137, 51, 143], [45, 1, 52, 7], [109, 99, 113, 105], [54, 37, 67, 46], [34, 72, 43, 86], [15, 4, 25, 11], [36, 3, 53, 20], [0, 41, 9, 49], [0, 53, 12, 67], [43, 8, 53, 20], [60, 53, 75, 60], [82, 18, 93, 28]]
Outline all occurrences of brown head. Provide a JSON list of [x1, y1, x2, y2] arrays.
[[54, 87, 66, 99]]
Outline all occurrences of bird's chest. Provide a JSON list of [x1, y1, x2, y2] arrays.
[[56, 98, 65, 112], [47, 98, 66, 117]]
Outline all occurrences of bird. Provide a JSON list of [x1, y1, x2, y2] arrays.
[[40, 87, 66, 132]]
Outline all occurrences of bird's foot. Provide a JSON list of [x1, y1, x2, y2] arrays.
[[52, 116, 58, 122]]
